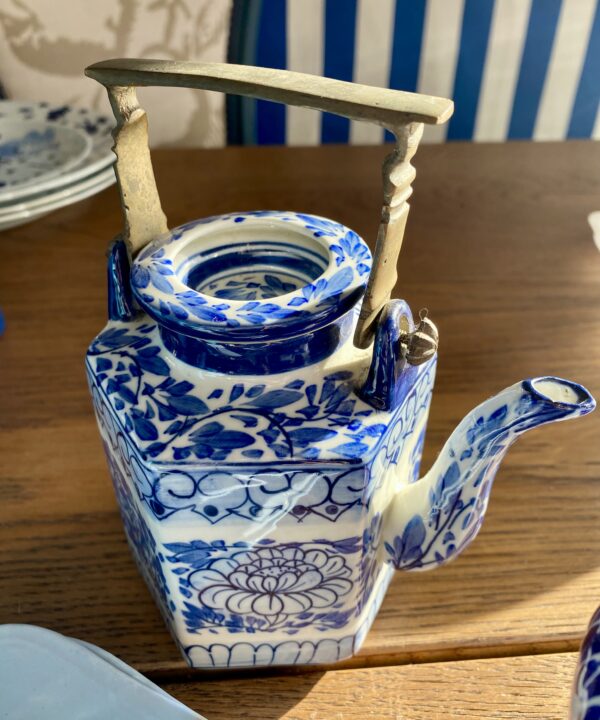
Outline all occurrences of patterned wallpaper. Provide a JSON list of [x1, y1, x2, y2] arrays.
[[0, 0, 231, 147]]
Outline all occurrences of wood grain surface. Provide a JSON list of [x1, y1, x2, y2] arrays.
[[164, 652, 578, 719], [1, 142, 599, 682]]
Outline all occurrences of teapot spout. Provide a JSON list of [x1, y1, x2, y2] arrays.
[[383, 377, 595, 571]]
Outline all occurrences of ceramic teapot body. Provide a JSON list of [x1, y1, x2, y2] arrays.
[[86, 60, 595, 670], [87, 211, 436, 668]]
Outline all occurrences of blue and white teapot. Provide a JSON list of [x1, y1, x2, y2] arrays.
[[85, 59, 595, 670]]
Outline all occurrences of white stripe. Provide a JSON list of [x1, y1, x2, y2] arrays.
[[286, 0, 324, 146], [418, 0, 465, 143], [350, 0, 395, 145], [474, 0, 531, 142], [593, 102, 600, 140], [534, 0, 597, 140]]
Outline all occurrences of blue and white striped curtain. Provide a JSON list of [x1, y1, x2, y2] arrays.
[[227, 0, 600, 145]]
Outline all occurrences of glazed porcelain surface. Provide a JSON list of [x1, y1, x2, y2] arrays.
[[0, 166, 115, 224], [87, 210, 595, 670], [0, 101, 114, 202], [0, 120, 90, 191], [571, 606, 600, 719]]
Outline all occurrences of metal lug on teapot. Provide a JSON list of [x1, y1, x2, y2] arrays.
[[404, 308, 438, 366], [85, 59, 595, 671]]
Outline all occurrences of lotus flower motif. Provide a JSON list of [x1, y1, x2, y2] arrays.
[[190, 546, 353, 620]]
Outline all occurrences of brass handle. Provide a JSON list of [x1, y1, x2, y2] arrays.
[[85, 58, 453, 346]]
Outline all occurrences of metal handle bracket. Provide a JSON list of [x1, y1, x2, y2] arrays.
[[85, 58, 453, 345]]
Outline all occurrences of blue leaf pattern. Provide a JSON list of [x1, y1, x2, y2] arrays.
[[247, 389, 304, 408], [88, 321, 437, 482]]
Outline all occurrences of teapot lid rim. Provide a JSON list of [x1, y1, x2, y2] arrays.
[[130, 210, 372, 342]]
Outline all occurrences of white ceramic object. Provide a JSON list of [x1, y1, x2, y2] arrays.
[[571, 606, 600, 719], [0, 624, 204, 720], [0, 101, 114, 203], [0, 165, 115, 218], [0, 167, 115, 231], [89, 211, 596, 670], [588, 211, 600, 252], [0, 120, 91, 194]]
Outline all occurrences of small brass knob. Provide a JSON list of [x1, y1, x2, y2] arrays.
[[403, 309, 438, 366]]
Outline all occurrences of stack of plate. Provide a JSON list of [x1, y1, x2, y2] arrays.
[[0, 101, 116, 231]]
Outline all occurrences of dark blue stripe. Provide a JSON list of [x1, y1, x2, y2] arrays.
[[255, 0, 287, 145], [178, 240, 328, 274], [508, 0, 562, 140], [107, 239, 135, 321], [322, 0, 358, 143], [160, 312, 354, 375], [226, 0, 263, 144], [385, 0, 426, 143], [568, 0, 600, 138], [447, 0, 495, 141], [187, 253, 324, 293]]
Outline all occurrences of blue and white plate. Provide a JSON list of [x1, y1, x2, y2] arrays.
[[0, 166, 116, 231], [0, 101, 115, 204], [0, 165, 115, 219], [0, 120, 91, 194]]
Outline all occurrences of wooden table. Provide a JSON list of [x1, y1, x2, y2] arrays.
[[1, 141, 599, 718]]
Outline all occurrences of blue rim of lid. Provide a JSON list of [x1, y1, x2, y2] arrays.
[[131, 211, 372, 342]]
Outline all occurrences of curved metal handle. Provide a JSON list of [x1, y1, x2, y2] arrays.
[[85, 58, 453, 346]]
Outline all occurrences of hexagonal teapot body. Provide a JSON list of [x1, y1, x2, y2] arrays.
[[86, 212, 435, 669]]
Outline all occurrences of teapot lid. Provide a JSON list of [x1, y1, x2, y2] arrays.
[[131, 210, 371, 343]]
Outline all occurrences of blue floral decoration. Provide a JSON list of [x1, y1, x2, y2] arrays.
[[131, 211, 372, 338], [87, 320, 435, 469], [163, 516, 383, 637]]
